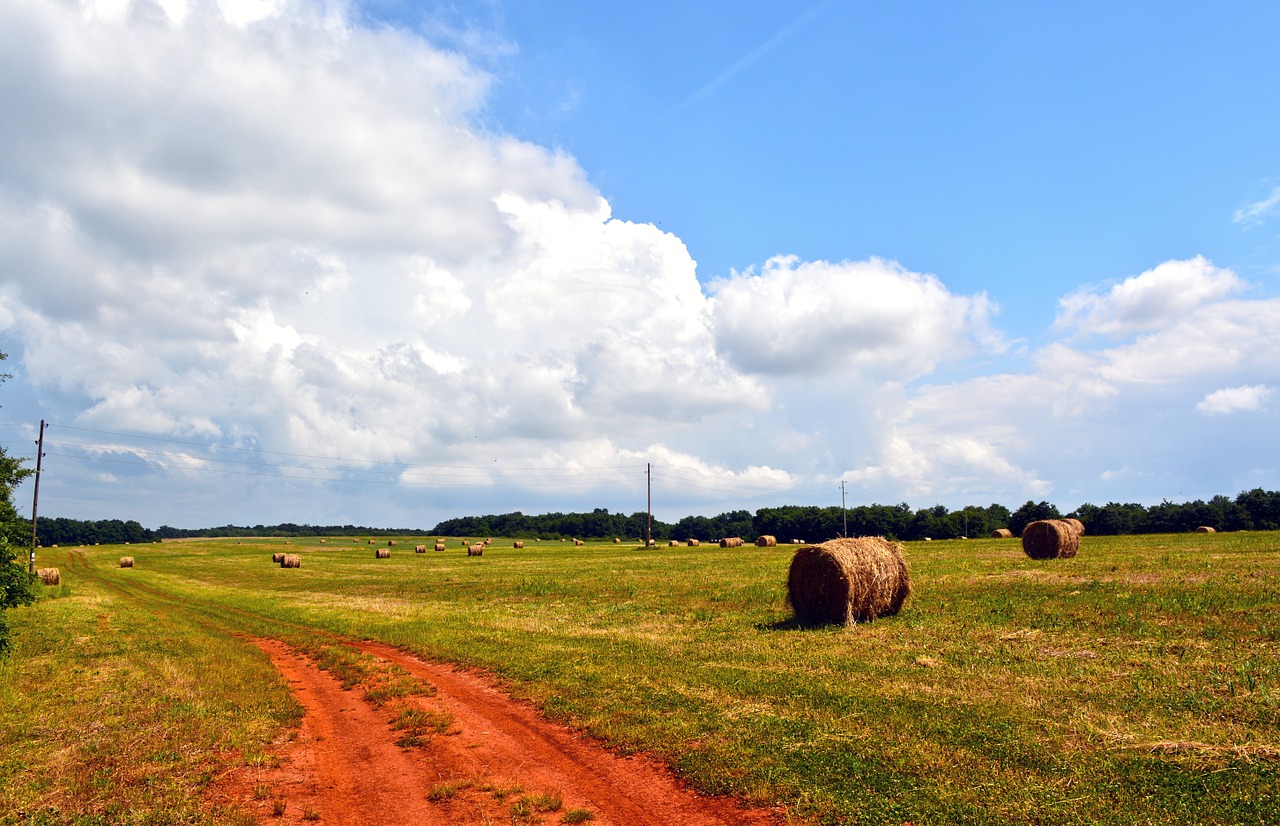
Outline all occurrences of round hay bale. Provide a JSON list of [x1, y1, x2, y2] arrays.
[[434, 542, 446, 552], [756, 535, 778, 548], [687, 539, 700, 547], [719, 537, 744, 548], [1063, 518, 1085, 536], [272, 552, 286, 563], [483, 538, 492, 546], [284, 540, 292, 545], [1021, 520, 1080, 560], [461, 539, 470, 547], [574, 539, 585, 546], [375, 548, 391, 559], [467, 543, 484, 556], [415, 544, 427, 553], [388, 540, 396, 546], [320, 539, 326, 544], [368, 539, 375, 544], [281, 553, 301, 568], [613, 537, 620, 543], [37, 568, 60, 586], [786, 537, 911, 626], [1195, 525, 1216, 533], [513, 541, 525, 549], [119, 557, 134, 568], [991, 528, 1013, 539]]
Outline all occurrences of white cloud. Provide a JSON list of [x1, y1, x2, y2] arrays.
[[1234, 186, 1280, 228], [1195, 385, 1272, 416], [1055, 257, 1245, 338]]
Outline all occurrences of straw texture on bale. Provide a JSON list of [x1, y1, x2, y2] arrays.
[[991, 528, 1013, 538], [388, 540, 396, 546], [574, 539, 585, 546], [719, 537, 744, 548], [1195, 526, 1216, 533], [272, 552, 286, 563], [687, 539, 700, 547], [756, 535, 778, 547], [119, 557, 134, 568], [668, 540, 681, 547], [1021, 520, 1081, 560], [37, 568, 60, 586], [434, 542, 446, 552], [786, 537, 911, 626], [513, 541, 525, 548], [1063, 518, 1085, 535], [368, 539, 375, 544], [281, 554, 301, 569], [468, 543, 484, 556], [375, 548, 391, 559], [415, 544, 427, 553]]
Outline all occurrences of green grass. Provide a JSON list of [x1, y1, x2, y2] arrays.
[[3, 532, 1278, 824]]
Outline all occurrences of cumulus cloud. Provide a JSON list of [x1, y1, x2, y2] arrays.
[[1055, 257, 1245, 338], [1196, 385, 1272, 416]]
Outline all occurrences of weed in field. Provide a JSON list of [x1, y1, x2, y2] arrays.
[[561, 808, 594, 823], [426, 777, 474, 801], [271, 797, 287, 816]]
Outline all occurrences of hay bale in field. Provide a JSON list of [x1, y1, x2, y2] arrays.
[[388, 540, 396, 546], [1063, 518, 1085, 535], [574, 539, 585, 546], [792, 539, 804, 544], [434, 542, 446, 552], [1021, 520, 1081, 560], [368, 539, 375, 545], [375, 548, 391, 559], [272, 552, 286, 563], [646, 540, 656, 547], [320, 539, 326, 544], [668, 539, 681, 547], [719, 537, 744, 548], [284, 540, 292, 545], [1195, 526, 1217, 533], [787, 537, 911, 626], [281, 554, 301, 569], [756, 535, 778, 547], [37, 568, 60, 586], [613, 537, 621, 544], [415, 544, 427, 553], [687, 539, 700, 547], [467, 543, 484, 556], [119, 557, 134, 568], [513, 541, 525, 549], [461, 539, 470, 547], [991, 528, 1013, 539]]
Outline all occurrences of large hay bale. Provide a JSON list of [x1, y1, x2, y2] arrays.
[[756, 535, 778, 547], [513, 541, 525, 549], [687, 539, 700, 547], [37, 568, 60, 586], [1195, 525, 1216, 533], [281, 553, 301, 568], [119, 557, 134, 568], [991, 528, 1013, 539], [787, 537, 911, 626], [467, 543, 484, 556], [415, 544, 427, 553], [272, 552, 286, 563], [1021, 520, 1080, 560], [1063, 518, 1085, 535], [719, 537, 744, 548], [434, 542, 446, 552], [375, 548, 391, 559]]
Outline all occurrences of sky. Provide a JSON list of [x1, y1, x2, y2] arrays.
[[1, 0, 1279, 529]]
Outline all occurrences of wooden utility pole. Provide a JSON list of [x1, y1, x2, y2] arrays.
[[646, 462, 652, 548], [28, 419, 45, 573]]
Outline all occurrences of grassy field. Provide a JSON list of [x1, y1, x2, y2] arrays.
[[2, 531, 1277, 824]]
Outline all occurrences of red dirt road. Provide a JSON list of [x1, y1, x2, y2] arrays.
[[224, 638, 791, 825]]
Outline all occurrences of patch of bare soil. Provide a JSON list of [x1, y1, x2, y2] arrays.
[[216, 638, 793, 825]]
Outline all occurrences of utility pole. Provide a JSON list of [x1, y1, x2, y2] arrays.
[[646, 462, 652, 548], [840, 480, 848, 538], [28, 419, 45, 573]]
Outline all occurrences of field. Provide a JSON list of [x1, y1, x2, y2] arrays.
[[2, 531, 1278, 824]]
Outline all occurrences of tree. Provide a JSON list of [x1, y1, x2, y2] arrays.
[[0, 352, 37, 654], [1008, 500, 1061, 536]]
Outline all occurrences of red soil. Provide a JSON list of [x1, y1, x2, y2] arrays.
[[218, 638, 792, 826]]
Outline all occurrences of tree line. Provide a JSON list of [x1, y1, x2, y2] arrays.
[[23, 489, 1280, 547]]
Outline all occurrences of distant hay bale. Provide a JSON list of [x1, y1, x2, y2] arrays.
[[1195, 526, 1217, 533], [415, 544, 427, 553], [484, 538, 492, 546], [434, 542, 446, 552], [353, 539, 359, 543], [613, 538, 621, 544], [756, 535, 778, 547], [991, 528, 1013, 539], [646, 540, 656, 547], [119, 557, 134, 568], [719, 537, 744, 548], [574, 539, 585, 546], [368, 539, 375, 545], [281, 553, 301, 569], [272, 552, 286, 563], [668, 540, 681, 547], [375, 548, 391, 559], [786, 537, 911, 626], [792, 539, 804, 544], [1063, 518, 1085, 535], [687, 539, 700, 547], [461, 539, 470, 547], [467, 543, 484, 556], [513, 541, 525, 548], [320, 539, 326, 544], [388, 540, 396, 546], [1021, 520, 1081, 560], [284, 540, 292, 545], [37, 568, 60, 586]]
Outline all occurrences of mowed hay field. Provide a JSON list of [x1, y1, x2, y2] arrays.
[[3, 532, 1279, 824]]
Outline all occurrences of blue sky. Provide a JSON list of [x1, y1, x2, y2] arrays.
[[1, 0, 1278, 529]]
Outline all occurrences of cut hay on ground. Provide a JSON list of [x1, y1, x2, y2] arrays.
[[513, 541, 524, 548], [991, 528, 1013, 538], [272, 552, 286, 563], [756, 535, 778, 547], [375, 548, 391, 559], [467, 543, 484, 556], [786, 537, 911, 626], [37, 568, 60, 586], [719, 537, 744, 548], [119, 557, 134, 568], [1195, 526, 1217, 533], [1021, 520, 1081, 560], [281, 553, 301, 568]]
